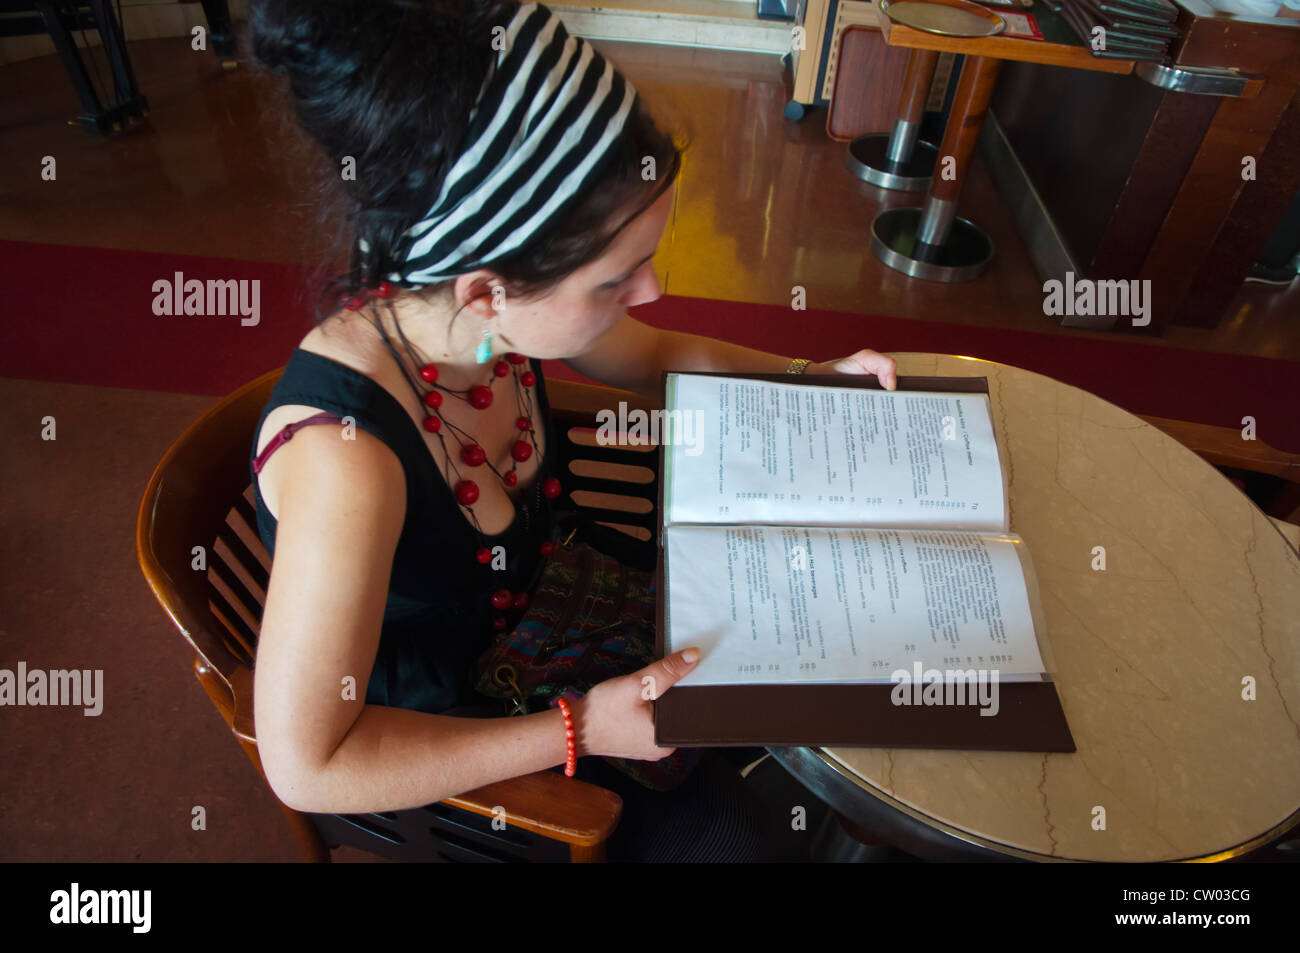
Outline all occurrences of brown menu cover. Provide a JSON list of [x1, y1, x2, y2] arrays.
[[651, 371, 1076, 752]]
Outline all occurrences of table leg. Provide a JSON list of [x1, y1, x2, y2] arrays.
[[846, 49, 942, 192], [812, 811, 901, 861], [870, 55, 1003, 282]]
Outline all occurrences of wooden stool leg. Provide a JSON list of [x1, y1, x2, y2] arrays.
[[917, 55, 1003, 249], [847, 49, 942, 191], [889, 49, 941, 165], [869, 55, 1003, 282]]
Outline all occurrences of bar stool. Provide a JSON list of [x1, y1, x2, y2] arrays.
[[845, 49, 942, 192], [869, 0, 1007, 282]]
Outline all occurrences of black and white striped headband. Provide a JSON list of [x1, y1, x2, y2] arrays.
[[366, 2, 639, 286]]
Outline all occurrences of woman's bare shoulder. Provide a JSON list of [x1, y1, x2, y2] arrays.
[[255, 318, 405, 522]]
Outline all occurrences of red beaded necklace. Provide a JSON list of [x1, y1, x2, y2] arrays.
[[344, 282, 563, 633]]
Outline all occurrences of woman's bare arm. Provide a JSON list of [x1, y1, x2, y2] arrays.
[[253, 425, 576, 814]]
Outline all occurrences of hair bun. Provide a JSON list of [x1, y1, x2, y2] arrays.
[[249, 1, 522, 77], [246, 0, 330, 75]]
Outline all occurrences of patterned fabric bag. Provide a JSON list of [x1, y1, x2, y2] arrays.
[[473, 527, 701, 791]]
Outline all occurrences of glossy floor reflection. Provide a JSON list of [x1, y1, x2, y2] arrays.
[[1, 34, 1296, 356]]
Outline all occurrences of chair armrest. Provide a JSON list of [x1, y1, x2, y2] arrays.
[[229, 664, 257, 743], [445, 771, 622, 848], [1138, 415, 1300, 521], [1136, 415, 1300, 482]]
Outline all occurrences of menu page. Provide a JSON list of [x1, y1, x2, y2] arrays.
[[663, 524, 1045, 687], [662, 373, 1007, 532]]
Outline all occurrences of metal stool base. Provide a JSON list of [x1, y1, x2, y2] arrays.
[[846, 134, 939, 192], [870, 206, 994, 282]]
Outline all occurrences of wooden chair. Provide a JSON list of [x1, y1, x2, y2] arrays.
[[135, 367, 664, 862], [1136, 414, 1300, 545]]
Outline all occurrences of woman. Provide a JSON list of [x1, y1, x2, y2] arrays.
[[246, 0, 897, 860]]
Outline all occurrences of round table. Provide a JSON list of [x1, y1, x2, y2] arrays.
[[771, 353, 1300, 862]]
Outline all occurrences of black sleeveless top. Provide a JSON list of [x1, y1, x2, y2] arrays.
[[249, 347, 559, 715]]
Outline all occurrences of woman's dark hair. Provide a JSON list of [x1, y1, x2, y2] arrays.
[[246, 0, 689, 335]]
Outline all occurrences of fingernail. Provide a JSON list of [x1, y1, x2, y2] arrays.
[[682, 648, 700, 664]]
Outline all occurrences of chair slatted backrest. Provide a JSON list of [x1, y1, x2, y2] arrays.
[[137, 370, 283, 704], [548, 383, 663, 546]]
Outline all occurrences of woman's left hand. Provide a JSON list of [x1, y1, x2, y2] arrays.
[[810, 350, 898, 390]]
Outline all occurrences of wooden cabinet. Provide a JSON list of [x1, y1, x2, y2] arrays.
[[989, 1, 1300, 331]]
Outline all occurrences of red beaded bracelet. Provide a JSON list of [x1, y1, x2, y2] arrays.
[[556, 697, 576, 777]]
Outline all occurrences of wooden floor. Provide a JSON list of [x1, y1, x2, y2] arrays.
[[0, 28, 1296, 863]]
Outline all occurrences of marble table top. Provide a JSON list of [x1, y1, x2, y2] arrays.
[[819, 353, 1300, 861]]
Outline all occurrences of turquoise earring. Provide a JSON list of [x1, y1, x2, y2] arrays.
[[474, 325, 493, 364]]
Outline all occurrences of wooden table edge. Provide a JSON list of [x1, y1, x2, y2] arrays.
[[775, 746, 1300, 862], [879, 16, 1137, 75]]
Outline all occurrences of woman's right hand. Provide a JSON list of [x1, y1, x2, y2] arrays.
[[573, 648, 701, 761]]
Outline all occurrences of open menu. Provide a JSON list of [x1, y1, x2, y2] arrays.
[[652, 371, 1075, 751]]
